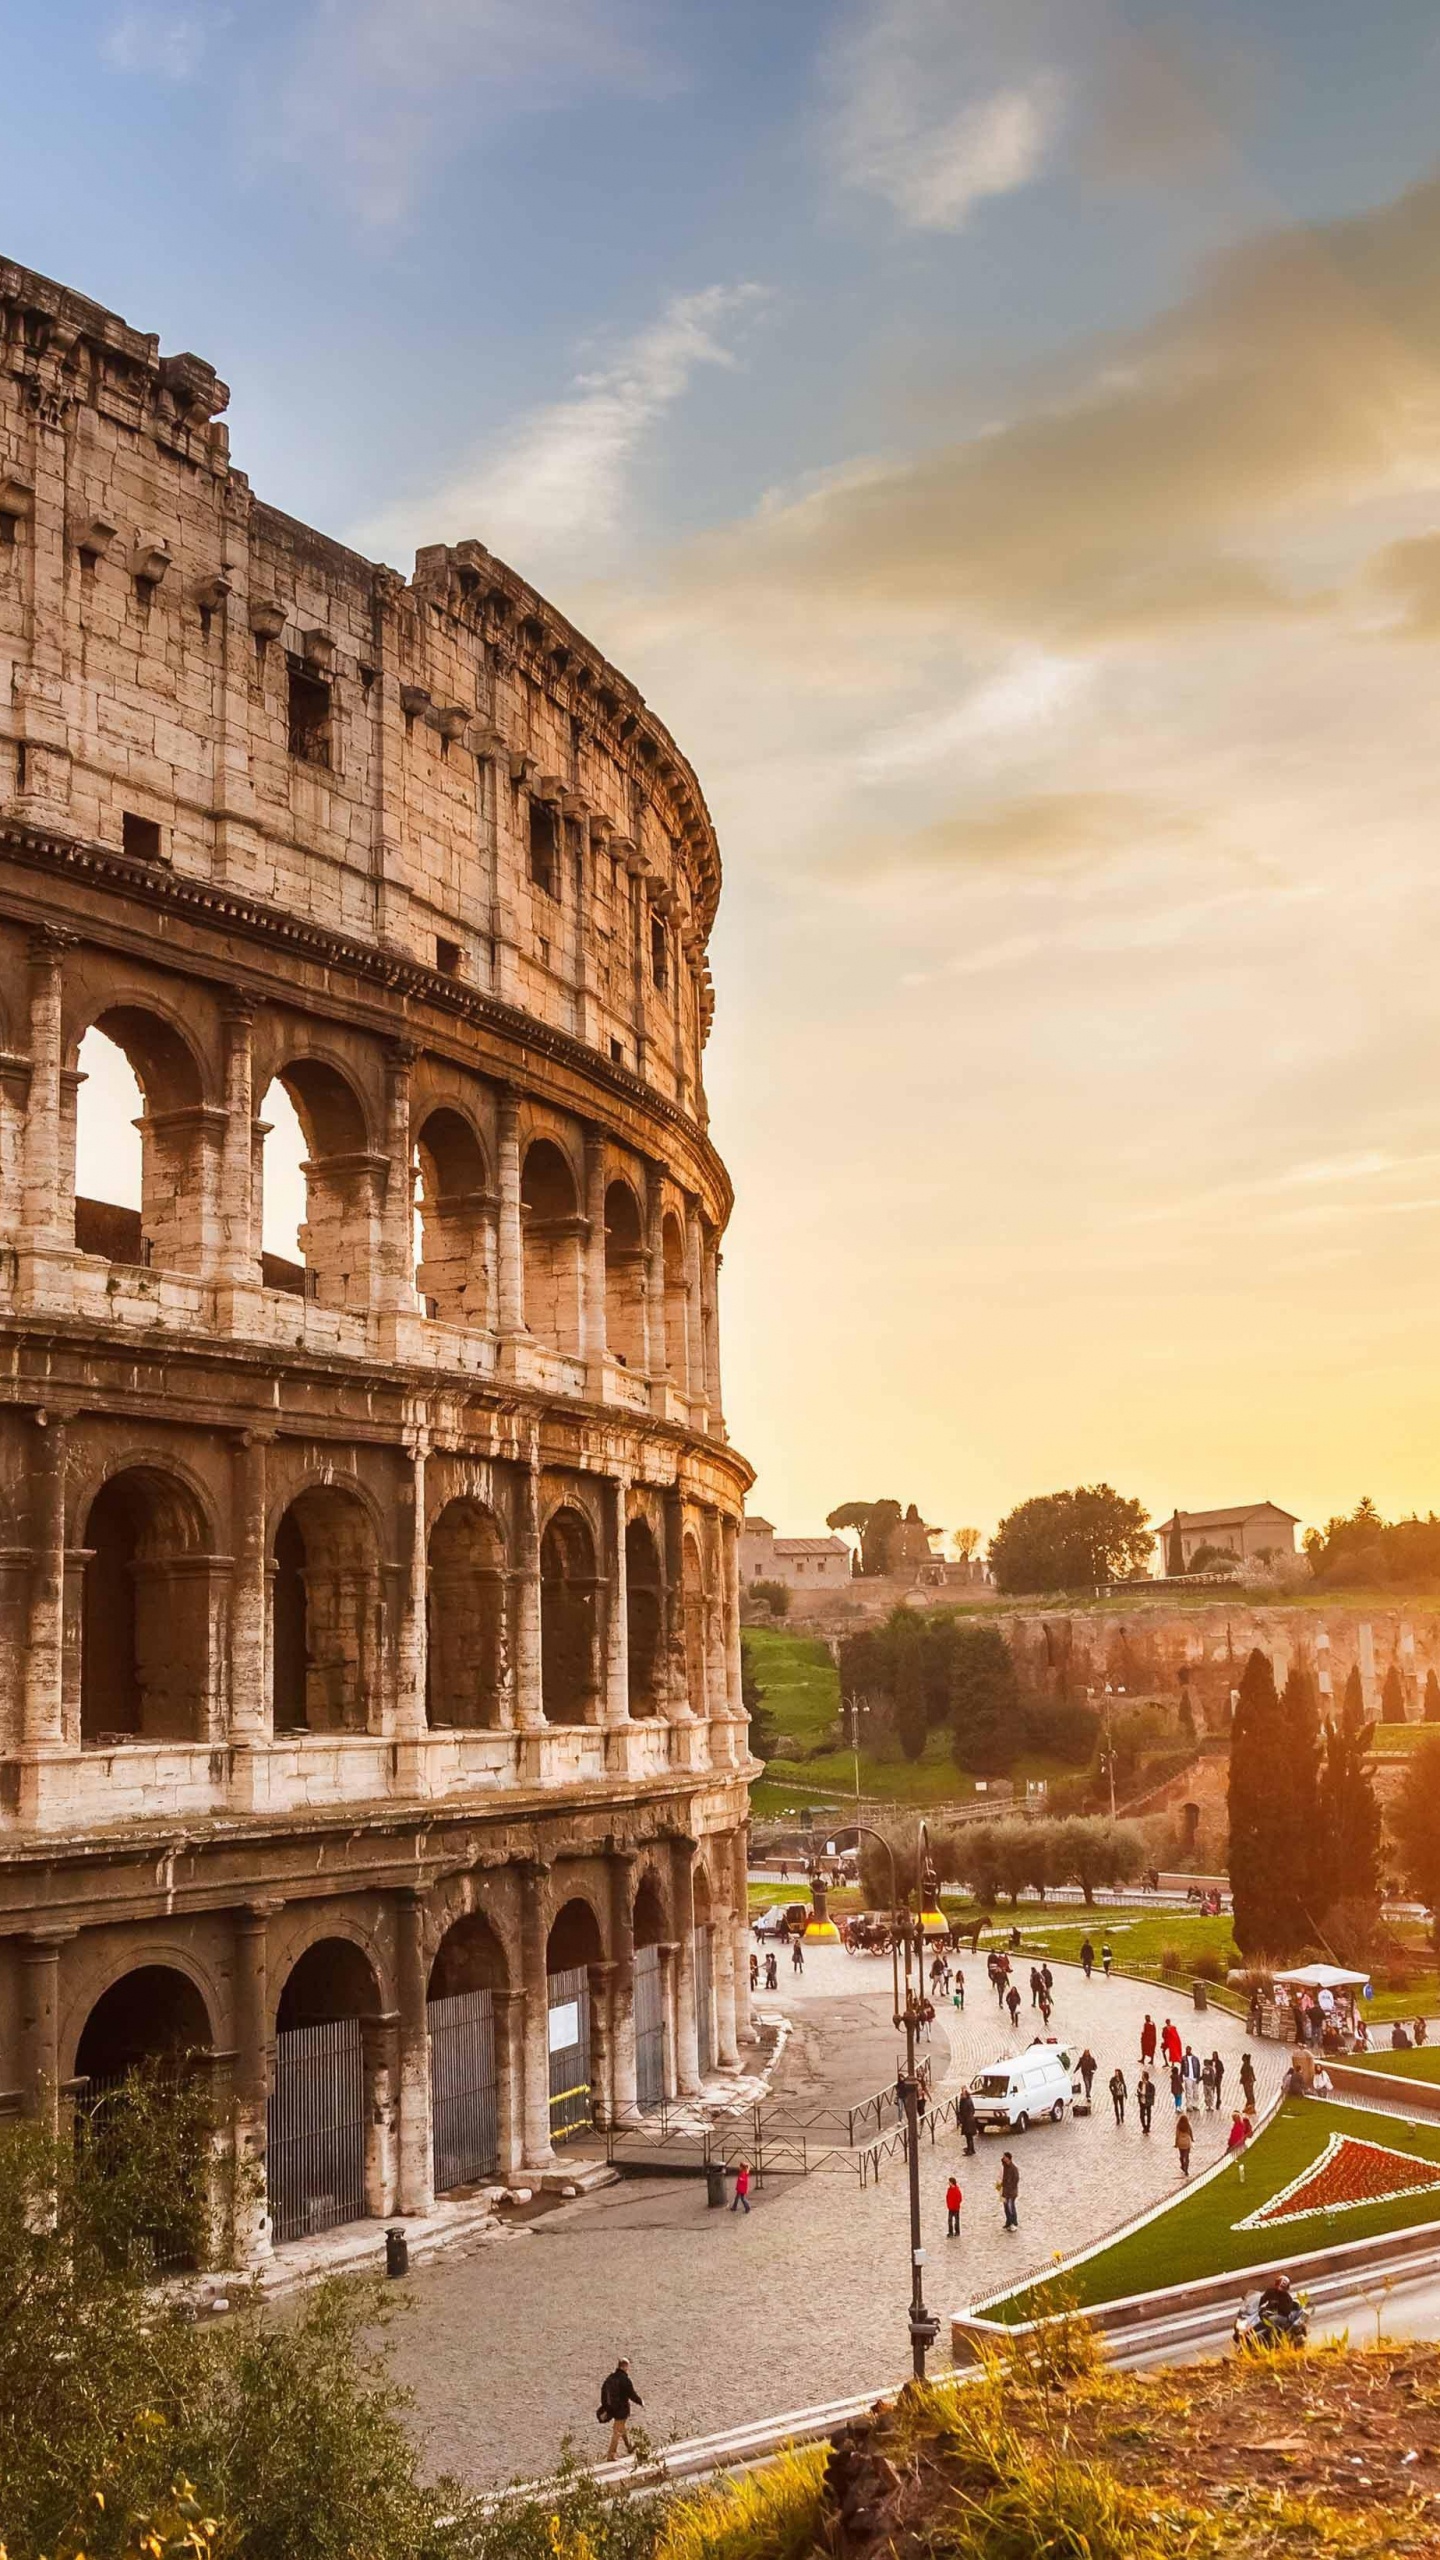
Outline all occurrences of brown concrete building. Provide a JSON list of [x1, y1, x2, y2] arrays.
[[0, 257, 754, 2259]]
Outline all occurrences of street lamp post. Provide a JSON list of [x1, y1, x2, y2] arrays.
[[851, 1817, 941, 2378]]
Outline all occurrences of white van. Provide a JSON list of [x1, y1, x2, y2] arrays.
[[968, 2040, 1082, 2132]]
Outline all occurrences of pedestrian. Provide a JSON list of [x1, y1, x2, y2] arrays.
[[791, 1937, 804, 1974], [730, 2159, 752, 2214], [1006, 1983, 1022, 2029], [1080, 1936, 1095, 1979], [779, 1861, 788, 1882], [1161, 2018, 1181, 2068], [1078, 2046, 1097, 2101], [953, 1969, 965, 2012], [1140, 2014, 1157, 2065], [945, 2173, 962, 2237], [958, 2087, 978, 2156], [1170, 2061, 1184, 2114], [1101, 1941, 1114, 1977], [1182, 2045, 1202, 2101], [1041, 1961, 1054, 1995], [1210, 2051, 1225, 2111], [1312, 2062, 1333, 2096], [1416, 2017, 1429, 2049], [749, 1952, 759, 1992], [1136, 2067, 1155, 2133], [598, 2358, 643, 2460], [1175, 2111, 1195, 2177], [994, 1959, 1008, 2013], [998, 2150, 1020, 2230], [1109, 2066, 1127, 2125], [1038, 1990, 1053, 2029], [764, 1951, 778, 1991], [1239, 2051, 1257, 2113], [1029, 1965, 1043, 2008], [1201, 2055, 1217, 2112], [1227, 2110, 1249, 2152]]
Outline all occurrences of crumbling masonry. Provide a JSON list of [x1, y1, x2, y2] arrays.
[[0, 257, 754, 2255]]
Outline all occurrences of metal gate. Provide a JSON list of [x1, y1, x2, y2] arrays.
[[547, 1966, 592, 2142], [268, 2017, 366, 2242], [694, 1924, 715, 2078], [428, 1988, 498, 2190], [634, 1941, 665, 2111]]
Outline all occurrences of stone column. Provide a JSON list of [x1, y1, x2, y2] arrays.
[[644, 1163, 667, 1381], [657, 1942, 679, 2099], [378, 1042, 417, 1326], [361, 2011, 401, 2218], [18, 1929, 71, 2135], [702, 1244, 723, 1431], [662, 1488, 691, 1720], [519, 1861, 555, 2170], [396, 1888, 434, 2214], [511, 1452, 544, 1733], [713, 1847, 740, 2070], [722, 1514, 745, 1721], [495, 1090, 524, 1344], [604, 1475, 631, 1730], [229, 1431, 270, 1747], [217, 996, 259, 1303], [683, 1199, 708, 1431], [493, 1986, 525, 2177], [587, 1960, 616, 2126], [732, 1827, 755, 2045], [395, 1434, 430, 1743], [19, 926, 73, 1295], [232, 1903, 274, 2260], [582, 1123, 607, 1390], [607, 1847, 638, 2120], [23, 1410, 67, 1772], [669, 1834, 702, 2096]]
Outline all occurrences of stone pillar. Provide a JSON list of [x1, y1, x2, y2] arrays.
[[395, 1435, 430, 1744], [217, 996, 259, 1301], [493, 1986, 525, 2177], [519, 1861, 554, 2169], [722, 1513, 745, 1721], [669, 1834, 701, 2097], [713, 1847, 740, 2070], [683, 1199, 708, 1431], [229, 1431, 270, 1749], [732, 1826, 755, 2045], [495, 1090, 524, 1343], [587, 1960, 616, 2126], [361, 2012, 401, 2218], [662, 1488, 691, 1720], [604, 1475, 631, 1731], [396, 1888, 435, 2214], [379, 1041, 417, 1324], [19, 927, 73, 1294], [608, 1847, 638, 2120], [232, 1903, 274, 2260], [702, 1244, 723, 1431], [18, 1929, 70, 2135], [511, 1452, 544, 1733], [657, 1942, 679, 2099], [23, 1411, 67, 1771], [582, 1123, 607, 1389], [644, 1163, 667, 1381]]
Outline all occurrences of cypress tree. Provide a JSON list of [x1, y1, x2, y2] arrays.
[[1381, 1660, 1405, 1724], [1318, 1682, 1383, 1911], [1228, 1648, 1321, 1955], [1425, 1669, 1440, 1724], [1342, 1662, 1365, 1720]]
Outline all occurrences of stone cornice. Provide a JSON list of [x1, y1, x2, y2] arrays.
[[0, 816, 733, 1219]]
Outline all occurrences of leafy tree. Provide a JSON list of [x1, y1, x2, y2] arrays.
[[748, 1577, 789, 1618], [1318, 1680, 1382, 1911], [951, 1527, 982, 1563], [1381, 1660, 1406, 1723], [826, 1499, 903, 1578], [1425, 1668, 1440, 1724], [740, 1640, 779, 1761], [1228, 1648, 1322, 1957], [1392, 1733, 1440, 1951], [1306, 1498, 1440, 1593], [989, 1485, 1152, 1595], [1017, 1693, 1099, 1766], [949, 1624, 1021, 1774], [892, 1633, 929, 1762], [1185, 1542, 1239, 1576], [1055, 1816, 1144, 1907]]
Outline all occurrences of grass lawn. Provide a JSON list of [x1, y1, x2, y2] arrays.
[[985, 2099, 1440, 2322], [1344, 2046, 1440, 2083], [1370, 1723, 1440, 1757], [989, 1909, 1237, 1971]]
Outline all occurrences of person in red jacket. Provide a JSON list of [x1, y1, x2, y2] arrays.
[[1161, 2018, 1182, 2067], [730, 2159, 752, 2214], [944, 2174, 962, 2236], [1140, 2014, 1158, 2065]]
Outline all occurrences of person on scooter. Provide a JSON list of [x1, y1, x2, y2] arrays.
[[1256, 2273, 1304, 2345]]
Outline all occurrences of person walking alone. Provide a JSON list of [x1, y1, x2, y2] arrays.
[[1175, 2111, 1195, 2178], [1139, 2014, 1157, 2067], [1109, 2066, 1127, 2125], [1136, 2067, 1155, 2133], [945, 2173, 962, 2237], [1101, 1941, 1114, 1977], [1210, 2051, 1226, 2112], [598, 2360, 643, 2461], [1080, 1936, 1095, 1979], [998, 2150, 1020, 2231], [730, 2160, 752, 2214], [958, 2087, 978, 2157], [1239, 2051, 1257, 2114], [1030, 1964, 1044, 2009], [1078, 2046, 1097, 2104], [1006, 1982, 1022, 2029], [791, 1937, 804, 1975]]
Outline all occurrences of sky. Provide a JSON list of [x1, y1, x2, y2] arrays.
[[16, 0, 1440, 1550]]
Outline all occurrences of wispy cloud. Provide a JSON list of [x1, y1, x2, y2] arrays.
[[103, 3, 216, 80], [821, 0, 1063, 231], [357, 283, 768, 582]]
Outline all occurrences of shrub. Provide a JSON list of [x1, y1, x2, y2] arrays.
[[1158, 1945, 1185, 1978], [749, 1579, 790, 1618], [1191, 1950, 1225, 1983]]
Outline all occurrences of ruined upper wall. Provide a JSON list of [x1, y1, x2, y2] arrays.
[[0, 257, 717, 1117]]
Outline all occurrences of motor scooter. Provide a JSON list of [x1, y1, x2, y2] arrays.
[[1232, 2289, 1310, 2354]]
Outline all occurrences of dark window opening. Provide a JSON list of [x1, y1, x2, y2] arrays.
[[272, 1509, 309, 1732], [650, 913, 668, 990], [15, 743, 26, 792], [436, 937, 462, 977], [0, 515, 16, 550], [538, 937, 550, 967], [610, 1038, 624, 1065], [122, 812, 163, 863], [529, 800, 558, 895], [287, 662, 332, 766]]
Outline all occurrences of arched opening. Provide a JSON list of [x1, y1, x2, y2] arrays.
[[76, 1964, 212, 2084], [682, 1530, 707, 1720], [547, 1897, 603, 2144], [693, 1866, 715, 2077], [81, 1466, 211, 1745], [415, 1109, 491, 1328], [603, 1179, 646, 1370], [633, 1874, 669, 2111], [521, 1138, 581, 1354], [270, 1938, 382, 2242], [259, 1060, 374, 1313], [540, 1506, 598, 1724], [73, 1009, 205, 1273], [427, 1498, 506, 1729], [625, 1516, 664, 1718], [428, 1911, 508, 2190], [74, 1965, 215, 2269], [270, 1487, 379, 1734], [662, 1211, 688, 1388]]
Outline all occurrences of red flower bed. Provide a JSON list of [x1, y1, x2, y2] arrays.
[[1254, 2135, 1440, 2227]]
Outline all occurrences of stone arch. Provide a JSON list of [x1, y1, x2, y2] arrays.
[[693, 1863, 714, 1926], [271, 1483, 381, 1734], [81, 1463, 214, 1745], [633, 1867, 668, 1948], [259, 1055, 376, 1313], [428, 1908, 510, 1998], [415, 1106, 491, 1328], [662, 1210, 688, 1388], [547, 1894, 605, 1971], [427, 1497, 507, 1729], [625, 1515, 664, 1718], [274, 1934, 382, 2031], [682, 1527, 707, 1719], [70, 1959, 216, 2084], [540, 1503, 599, 1724], [521, 1137, 582, 1354], [72, 1003, 209, 1274], [604, 1177, 646, 1370]]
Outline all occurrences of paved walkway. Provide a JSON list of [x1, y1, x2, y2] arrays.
[[390, 1951, 1283, 2488]]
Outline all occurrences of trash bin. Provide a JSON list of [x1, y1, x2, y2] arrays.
[[385, 2226, 410, 2278], [705, 2162, 728, 2209], [1192, 1980, 1208, 2013]]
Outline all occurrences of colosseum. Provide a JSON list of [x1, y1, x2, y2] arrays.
[[0, 256, 754, 2259]]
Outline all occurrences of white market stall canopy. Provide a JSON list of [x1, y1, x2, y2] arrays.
[[1272, 1964, 1369, 1989]]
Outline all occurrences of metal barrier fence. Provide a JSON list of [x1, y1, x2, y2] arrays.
[[268, 2017, 365, 2242], [429, 1987, 498, 2190], [547, 1966, 592, 2144]]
